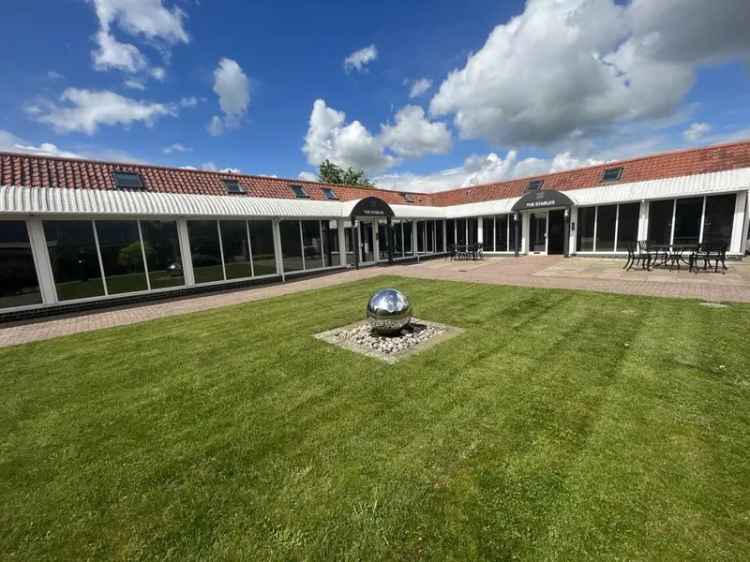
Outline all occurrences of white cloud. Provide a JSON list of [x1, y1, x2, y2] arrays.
[[199, 162, 241, 173], [32, 88, 175, 135], [123, 78, 146, 90], [408, 78, 432, 98], [374, 150, 603, 193], [430, 0, 750, 147], [684, 122, 712, 142], [344, 44, 378, 73], [298, 171, 318, 182], [0, 130, 83, 159], [162, 142, 191, 154], [92, 29, 149, 73], [89, 0, 189, 78], [303, 99, 397, 174], [208, 58, 250, 135], [179, 96, 198, 108], [379, 105, 452, 158], [46, 71, 64, 80]]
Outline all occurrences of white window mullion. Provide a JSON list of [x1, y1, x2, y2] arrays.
[[507, 215, 510, 252], [319, 220, 326, 267], [699, 196, 707, 244], [91, 220, 108, 296], [299, 221, 306, 270], [670, 199, 677, 245], [216, 221, 227, 281], [136, 220, 151, 291], [246, 221, 255, 278]]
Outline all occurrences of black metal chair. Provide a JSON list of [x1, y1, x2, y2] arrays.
[[698, 241, 728, 273]]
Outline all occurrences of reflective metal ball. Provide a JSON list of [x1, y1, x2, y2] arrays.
[[366, 288, 413, 335]]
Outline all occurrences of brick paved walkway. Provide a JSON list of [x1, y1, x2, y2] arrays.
[[2, 256, 748, 348]]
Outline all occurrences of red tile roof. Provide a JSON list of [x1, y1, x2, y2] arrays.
[[2, 139, 750, 208], [432, 140, 750, 206]]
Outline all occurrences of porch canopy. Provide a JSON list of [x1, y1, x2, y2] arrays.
[[511, 189, 574, 212]]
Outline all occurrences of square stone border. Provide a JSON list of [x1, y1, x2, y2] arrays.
[[314, 318, 464, 364]]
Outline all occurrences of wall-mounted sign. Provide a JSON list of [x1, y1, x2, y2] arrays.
[[350, 196, 395, 219]]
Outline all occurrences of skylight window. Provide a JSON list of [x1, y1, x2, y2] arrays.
[[290, 185, 310, 199], [112, 171, 144, 190], [527, 179, 544, 192], [223, 179, 245, 194], [402, 193, 415, 203], [322, 187, 338, 200], [601, 167, 624, 182]]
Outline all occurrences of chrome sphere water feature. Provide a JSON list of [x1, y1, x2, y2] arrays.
[[366, 288, 413, 335]]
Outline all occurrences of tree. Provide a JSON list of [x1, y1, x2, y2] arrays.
[[318, 159, 372, 186]]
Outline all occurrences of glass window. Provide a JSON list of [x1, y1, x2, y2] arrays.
[[323, 220, 339, 265], [601, 167, 623, 182], [95, 221, 148, 295], [223, 179, 244, 194], [648, 199, 674, 246], [44, 220, 104, 301], [403, 221, 413, 255], [703, 194, 736, 246], [435, 221, 444, 252], [393, 222, 403, 258], [188, 220, 224, 284], [672, 197, 703, 245], [483, 217, 494, 251], [0, 221, 42, 309], [221, 221, 252, 280], [377, 222, 388, 260], [140, 221, 184, 290], [509, 215, 518, 252], [468, 218, 478, 245], [427, 221, 435, 252], [446, 220, 455, 247], [113, 171, 144, 189], [344, 224, 355, 265], [290, 185, 309, 199], [456, 219, 466, 245], [301, 220, 324, 270], [322, 188, 337, 200], [577, 207, 595, 251], [416, 222, 425, 253], [248, 220, 276, 276], [496, 215, 508, 252], [596, 205, 617, 251], [281, 220, 304, 272], [616, 203, 640, 251]]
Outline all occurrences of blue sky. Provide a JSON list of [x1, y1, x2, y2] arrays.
[[1, 0, 750, 192]]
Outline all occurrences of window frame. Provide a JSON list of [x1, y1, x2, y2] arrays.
[[601, 167, 624, 182], [290, 185, 310, 199], [527, 179, 544, 192], [322, 187, 338, 200], [223, 179, 245, 194]]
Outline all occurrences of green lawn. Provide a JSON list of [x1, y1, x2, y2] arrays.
[[1, 276, 749, 561]]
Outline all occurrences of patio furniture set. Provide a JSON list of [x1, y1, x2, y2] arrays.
[[449, 244, 484, 261], [624, 241, 728, 273]]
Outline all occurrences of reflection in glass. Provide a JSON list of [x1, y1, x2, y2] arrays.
[[188, 220, 224, 284], [456, 219, 466, 246], [616, 203, 640, 251], [249, 220, 277, 276], [495, 215, 508, 252], [393, 222, 403, 258], [44, 220, 105, 301], [281, 220, 303, 272], [446, 220, 455, 247], [95, 221, 147, 294], [596, 205, 617, 251], [703, 194, 736, 245], [436, 220, 444, 252], [673, 197, 703, 245], [221, 221, 252, 280], [468, 218, 478, 245], [403, 221, 413, 254], [377, 222, 388, 260], [0, 221, 42, 309], [302, 220, 324, 270], [483, 217, 494, 251], [141, 221, 184, 289], [426, 220, 435, 252], [577, 207, 596, 251], [648, 199, 674, 246]]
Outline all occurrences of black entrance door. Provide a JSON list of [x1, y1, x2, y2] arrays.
[[548, 210, 565, 255], [530, 214, 547, 253]]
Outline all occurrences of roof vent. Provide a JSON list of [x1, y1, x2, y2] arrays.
[[601, 167, 624, 182], [223, 179, 245, 194], [112, 171, 145, 190], [527, 179, 544, 192], [290, 184, 310, 199], [402, 193, 415, 203]]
